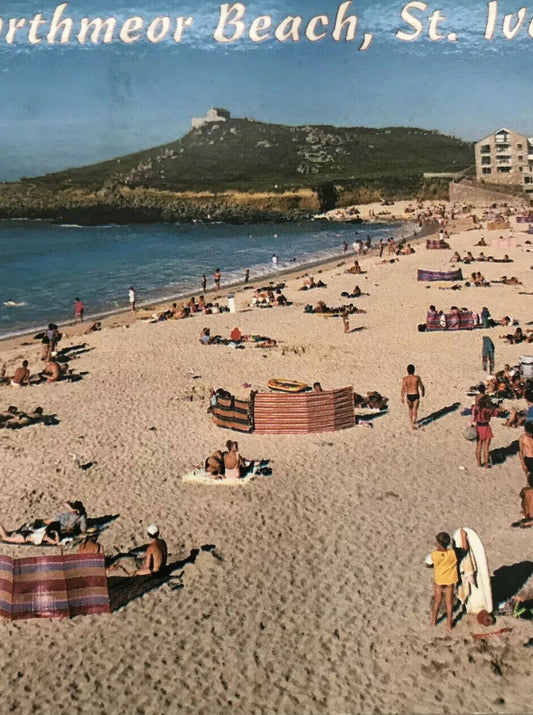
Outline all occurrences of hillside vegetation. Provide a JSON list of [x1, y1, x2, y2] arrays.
[[0, 118, 474, 223]]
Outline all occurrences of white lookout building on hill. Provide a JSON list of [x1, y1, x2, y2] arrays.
[[191, 108, 231, 129]]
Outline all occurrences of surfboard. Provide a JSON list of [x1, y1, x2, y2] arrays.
[[453, 527, 493, 615]]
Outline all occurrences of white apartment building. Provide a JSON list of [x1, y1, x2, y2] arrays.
[[475, 128, 533, 192]]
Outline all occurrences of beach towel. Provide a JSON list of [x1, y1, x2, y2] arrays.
[[182, 462, 271, 485], [0, 553, 110, 620], [417, 269, 463, 282]]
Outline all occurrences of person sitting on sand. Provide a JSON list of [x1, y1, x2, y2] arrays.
[[347, 260, 362, 275], [0, 520, 61, 546], [45, 501, 87, 536], [205, 449, 225, 477], [230, 327, 242, 343], [200, 327, 213, 345], [450, 251, 461, 262], [275, 290, 288, 306], [135, 525, 167, 576], [11, 360, 31, 387], [223, 440, 247, 479], [475, 236, 488, 247], [313, 382, 323, 392], [39, 356, 63, 383], [78, 526, 103, 554], [464, 251, 474, 263], [85, 321, 102, 334], [519, 472, 533, 526]]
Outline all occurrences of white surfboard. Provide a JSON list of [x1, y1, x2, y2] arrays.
[[453, 527, 493, 615]]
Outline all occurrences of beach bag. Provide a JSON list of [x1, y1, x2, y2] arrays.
[[463, 424, 478, 441]]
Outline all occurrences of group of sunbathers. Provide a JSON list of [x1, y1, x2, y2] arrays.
[[0, 405, 57, 429], [200, 327, 277, 349], [250, 287, 289, 307], [156, 295, 229, 321], [298, 276, 327, 291], [0, 499, 169, 576], [451, 250, 512, 264]]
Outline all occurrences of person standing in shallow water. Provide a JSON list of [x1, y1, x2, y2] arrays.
[[201, 274, 207, 293], [401, 364, 425, 430], [128, 286, 136, 312], [214, 268, 221, 291]]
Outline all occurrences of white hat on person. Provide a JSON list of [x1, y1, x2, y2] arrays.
[[147, 524, 159, 537]]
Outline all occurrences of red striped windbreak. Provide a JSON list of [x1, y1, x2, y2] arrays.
[[0, 553, 110, 620], [253, 387, 355, 434]]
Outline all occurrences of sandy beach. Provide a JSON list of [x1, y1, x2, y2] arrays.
[[2, 199, 533, 714]]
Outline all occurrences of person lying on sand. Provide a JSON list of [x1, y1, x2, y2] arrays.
[[0, 520, 61, 546], [0, 406, 46, 429], [134, 525, 168, 576], [85, 321, 102, 333], [341, 286, 369, 299], [500, 327, 524, 344]]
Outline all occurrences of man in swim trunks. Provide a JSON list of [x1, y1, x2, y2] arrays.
[[135, 525, 167, 576], [12, 360, 31, 387], [401, 364, 425, 430], [519, 472, 533, 525], [519, 422, 533, 477]]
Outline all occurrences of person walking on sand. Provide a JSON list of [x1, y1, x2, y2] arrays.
[[342, 310, 350, 334], [401, 364, 425, 430], [244, 269, 250, 284], [74, 297, 84, 322], [214, 268, 221, 291], [482, 335, 495, 374], [128, 286, 136, 312], [425, 532, 458, 631]]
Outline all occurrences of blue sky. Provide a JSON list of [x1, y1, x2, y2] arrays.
[[1, 0, 533, 180]]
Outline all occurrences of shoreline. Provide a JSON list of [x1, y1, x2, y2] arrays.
[[0, 215, 427, 351]]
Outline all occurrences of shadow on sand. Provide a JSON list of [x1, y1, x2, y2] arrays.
[[492, 560, 533, 603], [417, 402, 461, 428], [490, 440, 519, 466]]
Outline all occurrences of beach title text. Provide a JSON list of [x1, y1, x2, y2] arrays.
[[0, 2, 529, 49]]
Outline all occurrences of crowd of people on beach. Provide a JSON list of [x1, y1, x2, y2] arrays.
[[3, 198, 533, 647]]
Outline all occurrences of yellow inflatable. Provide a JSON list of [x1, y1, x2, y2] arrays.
[[267, 378, 309, 393]]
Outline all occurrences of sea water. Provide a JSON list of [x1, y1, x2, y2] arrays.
[[0, 218, 410, 338]]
